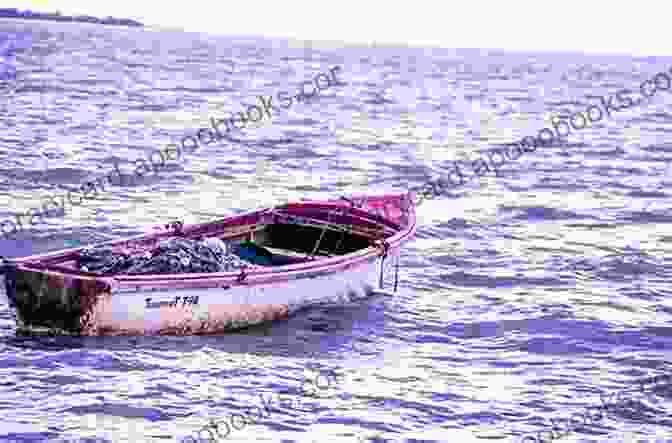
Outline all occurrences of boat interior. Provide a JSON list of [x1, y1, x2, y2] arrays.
[[189, 205, 400, 267], [227, 213, 388, 266], [22, 204, 402, 274]]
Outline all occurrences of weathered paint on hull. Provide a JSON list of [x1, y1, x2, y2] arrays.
[[9, 253, 393, 336], [5, 192, 414, 336], [7, 266, 112, 335], [81, 254, 385, 335]]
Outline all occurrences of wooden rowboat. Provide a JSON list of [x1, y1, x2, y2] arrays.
[[1, 193, 416, 335]]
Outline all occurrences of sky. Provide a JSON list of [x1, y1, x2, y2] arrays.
[[6, 0, 672, 56]]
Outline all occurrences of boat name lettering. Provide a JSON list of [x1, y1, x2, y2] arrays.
[[145, 295, 200, 309]]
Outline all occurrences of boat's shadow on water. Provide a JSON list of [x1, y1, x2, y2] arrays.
[[3, 291, 389, 362]]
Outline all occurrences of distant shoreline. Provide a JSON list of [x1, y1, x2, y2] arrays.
[[0, 8, 143, 27]]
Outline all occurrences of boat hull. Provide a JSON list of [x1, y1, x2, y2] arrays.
[[96, 252, 392, 335], [3, 193, 414, 336]]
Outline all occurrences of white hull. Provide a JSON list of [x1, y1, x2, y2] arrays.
[[77, 253, 396, 335]]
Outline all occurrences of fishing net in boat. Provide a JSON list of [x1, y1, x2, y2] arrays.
[[77, 237, 253, 275]]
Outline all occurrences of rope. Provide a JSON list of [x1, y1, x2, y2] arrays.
[[237, 266, 248, 283], [274, 211, 386, 239], [333, 213, 348, 255], [378, 252, 386, 290], [375, 239, 390, 290], [373, 239, 390, 258], [393, 253, 399, 292], [309, 210, 332, 258]]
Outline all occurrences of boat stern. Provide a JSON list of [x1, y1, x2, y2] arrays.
[[3, 261, 112, 335]]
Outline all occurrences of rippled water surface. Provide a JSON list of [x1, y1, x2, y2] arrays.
[[0, 18, 671, 443]]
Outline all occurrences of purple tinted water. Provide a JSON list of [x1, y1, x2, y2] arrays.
[[0, 19, 670, 443]]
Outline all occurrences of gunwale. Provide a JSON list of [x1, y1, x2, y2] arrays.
[[9, 193, 416, 287]]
